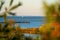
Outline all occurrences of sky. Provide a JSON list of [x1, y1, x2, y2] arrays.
[[1, 0, 58, 16]]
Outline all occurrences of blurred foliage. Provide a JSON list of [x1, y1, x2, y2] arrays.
[[0, 0, 27, 40], [0, 22, 26, 40], [9, 2, 21, 11], [43, 1, 60, 23], [0, 0, 22, 23], [0, 19, 35, 40], [39, 1, 60, 40], [10, 0, 13, 6]]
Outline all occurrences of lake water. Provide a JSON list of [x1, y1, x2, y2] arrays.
[[0, 16, 45, 28]]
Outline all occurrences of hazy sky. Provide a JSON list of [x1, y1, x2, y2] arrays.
[[2, 0, 57, 16]]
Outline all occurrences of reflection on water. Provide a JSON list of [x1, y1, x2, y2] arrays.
[[24, 33, 41, 38]]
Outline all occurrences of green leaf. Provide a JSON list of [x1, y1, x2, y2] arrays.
[[10, 0, 13, 6], [9, 2, 22, 11], [8, 12, 15, 15], [0, 1, 5, 10]]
